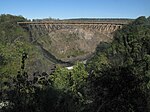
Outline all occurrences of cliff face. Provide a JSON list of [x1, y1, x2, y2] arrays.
[[28, 25, 114, 63]]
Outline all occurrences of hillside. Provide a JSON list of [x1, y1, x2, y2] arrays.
[[0, 14, 55, 77], [0, 14, 131, 76]]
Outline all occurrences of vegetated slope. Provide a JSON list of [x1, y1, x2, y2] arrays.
[[0, 14, 55, 78], [86, 16, 150, 112]]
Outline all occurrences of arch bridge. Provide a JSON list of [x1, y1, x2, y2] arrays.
[[17, 20, 129, 33]]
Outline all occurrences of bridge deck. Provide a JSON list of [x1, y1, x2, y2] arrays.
[[17, 21, 129, 25]]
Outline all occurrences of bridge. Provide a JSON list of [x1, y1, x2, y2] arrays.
[[17, 20, 130, 33]]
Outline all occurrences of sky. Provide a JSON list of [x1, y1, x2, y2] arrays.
[[0, 0, 150, 19]]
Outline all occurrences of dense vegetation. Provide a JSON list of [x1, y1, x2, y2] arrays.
[[0, 14, 58, 78], [0, 15, 150, 112], [0, 14, 31, 87]]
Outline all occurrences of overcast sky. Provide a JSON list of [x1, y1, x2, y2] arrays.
[[0, 0, 150, 19]]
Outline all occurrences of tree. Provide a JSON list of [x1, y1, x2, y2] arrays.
[[50, 62, 88, 112], [87, 16, 150, 112]]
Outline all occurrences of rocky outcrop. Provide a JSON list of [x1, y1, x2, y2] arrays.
[[27, 24, 114, 63]]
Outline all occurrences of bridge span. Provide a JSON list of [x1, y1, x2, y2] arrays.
[[17, 20, 129, 33]]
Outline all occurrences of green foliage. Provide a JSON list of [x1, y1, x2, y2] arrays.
[[87, 53, 110, 76], [86, 16, 150, 112], [1, 53, 60, 112], [0, 14, 54, 78], [0, 14, 29, 44], [113, 16, 150, 62], [0, 14, 29, 75], [1, 71, 60, 112], [50, 63, 88, 112], [0, 42, 36, 91], [51, 62, 88, 93], [88, 66, 148, 112], [1, 55, 88, 112]]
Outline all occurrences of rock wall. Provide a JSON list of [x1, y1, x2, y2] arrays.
[[26, 24, 115, 63]]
